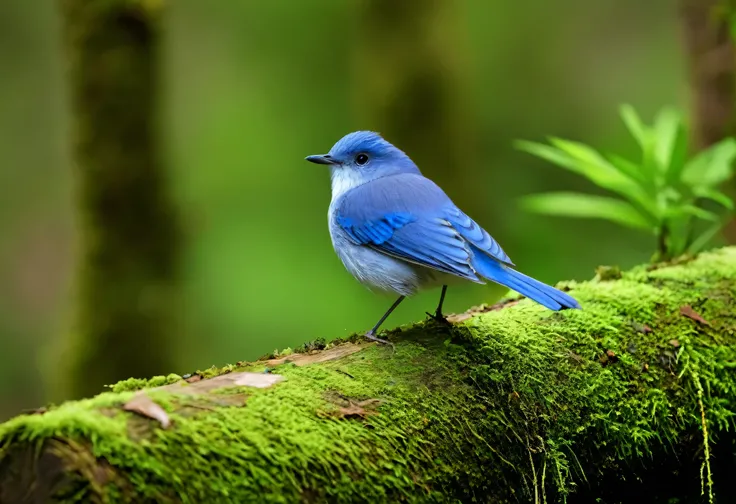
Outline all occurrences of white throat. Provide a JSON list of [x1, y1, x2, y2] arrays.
[[330, 167, 366, 201]]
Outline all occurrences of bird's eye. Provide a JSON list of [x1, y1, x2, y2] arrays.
[[355, 153, 369, 166]]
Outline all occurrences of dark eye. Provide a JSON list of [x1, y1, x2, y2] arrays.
[[355, 153, 369, 166]]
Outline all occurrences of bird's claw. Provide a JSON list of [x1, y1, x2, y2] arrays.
[[426, 311, 450, 325], [364, 331, 395, 351]]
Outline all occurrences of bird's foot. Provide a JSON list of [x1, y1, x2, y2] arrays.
[[426, 311, 451, 325], [364, 331, 395, 350]]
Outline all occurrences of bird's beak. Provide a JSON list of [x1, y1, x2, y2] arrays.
[[305, 154, 339, 165]]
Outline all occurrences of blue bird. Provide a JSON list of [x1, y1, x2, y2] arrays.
[[306, 131, 580, 345]]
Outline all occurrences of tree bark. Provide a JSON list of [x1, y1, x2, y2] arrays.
[[57, 0, 181, 399], [2, 248, 736, 503]]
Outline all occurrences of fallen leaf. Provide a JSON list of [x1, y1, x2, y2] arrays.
[[669, 339, 680, 348], [680, 305, 711, 326], [123, 394, 171, 428], [232, 373, 284, 388], [326, 398, 383, 420], [445, 313, 472, 323], [337, 403, 378, 419], [265, 343, 368, 367], [161, 371, 285, 397]]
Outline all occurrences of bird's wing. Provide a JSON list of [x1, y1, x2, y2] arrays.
[[335, 174, 513, 282], [444, 206, 514, 266]]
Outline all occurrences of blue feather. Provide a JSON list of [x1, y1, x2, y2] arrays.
[[445, 207, 514, 266], [334, 172, 580, 310], [335, 175, 481, 282], [469, 245, 580, 311]]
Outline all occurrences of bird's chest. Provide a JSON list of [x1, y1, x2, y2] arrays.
[[327, 202, 435, 296], [327, 203, 372, 277]]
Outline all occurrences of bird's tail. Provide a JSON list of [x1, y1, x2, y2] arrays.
[[470, 247, 580, 311]]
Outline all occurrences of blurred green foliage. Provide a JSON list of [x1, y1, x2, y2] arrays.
[[0, 0, 686, 419], [519, 105, 736, 260]]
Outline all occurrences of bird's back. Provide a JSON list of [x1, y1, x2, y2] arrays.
[[334, 172, 450, 217]]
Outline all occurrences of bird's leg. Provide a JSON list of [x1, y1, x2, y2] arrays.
[[364, 295, 405, 347], [426, 285, 450, 324]]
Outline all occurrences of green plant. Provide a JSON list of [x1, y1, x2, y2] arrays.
[[516, 105, 736, 261]]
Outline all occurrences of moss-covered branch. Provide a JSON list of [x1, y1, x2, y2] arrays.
[[58, 0, 181, 398], [3, 249, 736, 503]]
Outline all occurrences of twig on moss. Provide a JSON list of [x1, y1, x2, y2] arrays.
[[692, 367, 714, 504]]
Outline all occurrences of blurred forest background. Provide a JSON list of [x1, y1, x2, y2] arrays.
[[0, 0, 720, 420]]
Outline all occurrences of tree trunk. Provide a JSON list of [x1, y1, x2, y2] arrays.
[[2, 248, 736, 503], [680, 0, 736, 243], [351, 0, 484, 216], [57, 0, 181, 399], [680, 0, 736, 150]]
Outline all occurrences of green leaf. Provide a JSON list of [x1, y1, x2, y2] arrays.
[[605, 152, 648, 184], [520, 192, 654, 230], [619, 104, 649, 150], [515, 141, 582, 173], [653, 107, 688, 181], [549, 138, 637, 184], [666, 205, 719, 222], [692, 187, 735, 210], [517, 139, 659, 221], [688, 220, 728, 254], [681, 137, 736, 187], [652, 108, 679, 170], [619, 104, 662, 182]]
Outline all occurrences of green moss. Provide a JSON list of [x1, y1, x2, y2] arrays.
[[109, 374, 183, 393], [2, 248, 736, 503], [293, 338, 328, 353], [275, 347, 294, 358], [594, 264, 622, 281]]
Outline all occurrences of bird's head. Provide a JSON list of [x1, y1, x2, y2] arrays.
[[305, 131, 420, 195]]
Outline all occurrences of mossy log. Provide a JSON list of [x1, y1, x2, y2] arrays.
[[2, 249, 736, 503]]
